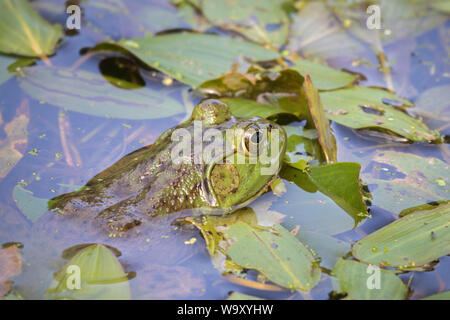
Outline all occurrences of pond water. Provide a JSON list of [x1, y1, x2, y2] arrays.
[[0, 0, 449, 300]]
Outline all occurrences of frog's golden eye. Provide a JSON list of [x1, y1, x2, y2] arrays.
[[242, 125, 265, 156]]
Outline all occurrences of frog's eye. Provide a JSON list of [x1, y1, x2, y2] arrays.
[[242, 125, 266, 156]]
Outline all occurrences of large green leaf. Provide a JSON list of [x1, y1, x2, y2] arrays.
[[290, 58, 358, 91], [93, 33, 279, 87], [320, 87, 442, 142], [18, 66, 184, 119], [352, 201, 450, 269], [45, 244, 131, 300], [332, 259, 408, 300], [224, 222, 321, 291], [0, 0, 62, 57], [362, 151, 449, 214], [199, 0, 290, 48]]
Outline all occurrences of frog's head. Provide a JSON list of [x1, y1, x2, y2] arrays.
[[190, 99, 287, 209]]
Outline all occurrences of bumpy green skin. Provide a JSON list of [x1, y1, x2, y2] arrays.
[[49, 100, 286, 232]]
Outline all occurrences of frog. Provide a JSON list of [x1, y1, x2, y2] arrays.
[[47, 99, 287, 233], [19, 99, 286, 299]]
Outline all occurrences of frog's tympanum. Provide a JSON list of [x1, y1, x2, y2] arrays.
[[48, 99, 286, 233]]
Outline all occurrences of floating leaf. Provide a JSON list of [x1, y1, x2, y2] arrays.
[[45, 244, 131, 300], [0, 0, 62, 57], [303, 75, 337, 163], [289, 59, 358, 90], [18, 66, 184, 119], [199, 0, 290, 48], [13, 185, 48, 223], [93, 33, 279, 87], [0, 245, 22, 297], [332, 259, 408, 300], [0, 104, 29, 179], [362, 151, 449, 214], [352, 201, 450, 269], [423, 291, 450, 300], [320, 87, 442, 142], [226, 292, 264, 300], [222, 97, 287, 119], [295, 231, 351, 270], [224, 223, 321, 291]]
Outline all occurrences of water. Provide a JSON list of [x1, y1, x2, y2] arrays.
[[0, 0, 449, 300]]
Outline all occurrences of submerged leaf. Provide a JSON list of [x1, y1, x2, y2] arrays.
[[18, 66, 184, 119], [320, 87, 442, 142], [0, 55, 16, 85], [45, 244, 131, 300], [0, 245, 22, 297], [332, 259, 408, 300], [200, 0, 290, 48], [287, 2, 366, 60], [13, 185, 48, 223], [352, 201, 450, 269], [0, 104, 29, 179], [0, 0, 62, 57], [93, 33, 279, 87]]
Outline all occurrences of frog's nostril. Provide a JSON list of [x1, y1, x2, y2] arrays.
[[267, 123, 274, 131]]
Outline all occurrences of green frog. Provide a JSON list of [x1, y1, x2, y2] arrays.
[[47, 99, 287, 233], [21, 99, 286, 299]]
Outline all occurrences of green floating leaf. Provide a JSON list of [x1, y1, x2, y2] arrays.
[[352, 201, 450, 269], [222, 97, 287, 119], [307, 163, 369, 227], [224, 223, 321, 291], [13, 185, 48, 223], [18, 66, 184, 119], [295, 231, 351, 270], [226, 292, 264, 300], [332, 259, 408, 300], [303, 75, 337, 163], [200, 0, 290, 48], [290, 58, 358, 91], [0, 0, 62, 57], [93, 33, 279, 87], [320, 87, 442, 142], [45, 244, 131, 300], [422, 291, 450, 300], [362, 151, 449, 214]]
